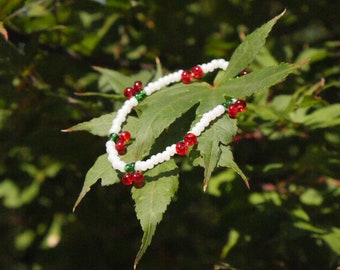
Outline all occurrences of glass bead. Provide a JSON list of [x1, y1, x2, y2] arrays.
[[133, 80, 143, 93], [184, 133, 197, 146], [115, 139, 126, 155], [134, 181, 145, 189], [109, 133, 119, 142], [228, 104, 239, 119], [122, 173, 133, 185], [119, 131, 131, 142], [191, 65, 203, 79], [123, 87, 135, 99], [135, 90, 147, 102], [125, 163, 135, 173], [132, 171, 144, 183], [239, 69, 250, 76], [181, 70, 193, 84], [235, 99, 247, 112], [222, 98, 237, 108], [176, 142, 188, 155]]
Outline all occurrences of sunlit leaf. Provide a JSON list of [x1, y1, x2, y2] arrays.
[[132, 160, 178, 269], [215, 9, 286, 84], [73, 154, 120, 211], [61, 113, 115, 137]]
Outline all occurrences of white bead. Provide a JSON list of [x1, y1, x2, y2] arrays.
[[200, 64, 208, 73], [109, 125, 120, 135], [144, 86, 152, 95], [107, 154, 126, 172], [106, 59, 230, 173], [145, 160, 155, 170], [150, 154, 159, 164], [135, 161, 147, 171], [106, 140, 115, 153]]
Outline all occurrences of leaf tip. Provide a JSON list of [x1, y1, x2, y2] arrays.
[[203, 183, 208, 192], [61, 128, 72, 133], [244, 179, 250, 190], [296, 58, 310, 68]]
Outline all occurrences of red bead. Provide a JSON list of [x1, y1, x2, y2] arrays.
[[132, 171, 144, 183], [115, 139, 126, 155], [133, 80, 143, 93], [134, 181, 145, 189], [235, 99, 247, 112], [184, 133, 197, 146], [239, 69, 250, 76], [123, 87, 135, 99], [181, 70, 193, 84], [122, 173, 133, 185], [176, 142, 188, 155], [119, 131, 131, 142], [191, 65, 203, 79], [228, 104, 239, 119]]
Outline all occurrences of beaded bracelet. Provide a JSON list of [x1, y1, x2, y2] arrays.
[[106, 59, 247, 188]]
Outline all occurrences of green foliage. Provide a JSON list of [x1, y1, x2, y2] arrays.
[[68, 13, 301, 266], [1, 0, 339, 269]]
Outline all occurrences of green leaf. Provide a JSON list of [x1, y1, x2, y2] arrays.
[[132, 160, 179, 269], [220, 229, 240, 259], [61, 113, 115, 137], [94, 66, 136, 93], [197, 117, 237, 190], [73, 154, 119, 211], [95, 66, 154, 93], [218, 145, 249, 188], [214, 10, 286, 84], [300, 188, 323, 206], [221, 63, 298, 98], [319, 227, 340, 255], [303, 104, 340, 129]]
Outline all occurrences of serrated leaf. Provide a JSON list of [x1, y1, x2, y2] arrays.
[[61, 113, 115, 136], [221, 63, 298, 98], [218, 145, 249, 188], [215, 10, 285, 84], [94, 66, 154, 93], [94, 66, 135, 93], [73, 154, 119, 211], [197, 117, 237, 191], [132, 160, 179, 269], [303, 104, 340, 128]]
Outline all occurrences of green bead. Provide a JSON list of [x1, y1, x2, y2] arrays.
[[135, 90, 147, 102], [109, 133, 119, 142], [125, 163, 135, 173], [222, 98, 237, 108]]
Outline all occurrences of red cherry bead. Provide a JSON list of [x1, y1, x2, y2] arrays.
[[228, 104, 239, 119], [132, 171, 144, 183], [115, 139, 126, 155], [235, 99, 247, 112], [181, 70, 193, 84], [184, 133, 197, 146], [123, 87, 135, 99], [133, 80, 143, 93], [176, 142, 188, 155], [122, 173, 133, 185], [119, 131, 131, 142], [191, 65, 203, 79], [134, 181, 145, 189], [239, 69, 250, 76]]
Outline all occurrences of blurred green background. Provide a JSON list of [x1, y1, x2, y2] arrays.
[[0, 0, 339, 269]]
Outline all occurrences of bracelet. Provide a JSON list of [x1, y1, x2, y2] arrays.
[[105, 59, 247, 188]]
